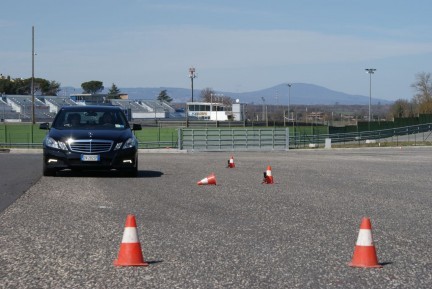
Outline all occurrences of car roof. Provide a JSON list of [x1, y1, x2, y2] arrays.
[[60, 105, 121, 111]]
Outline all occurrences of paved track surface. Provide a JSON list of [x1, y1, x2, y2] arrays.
[[0, 152, 42, 212], [1, 148, 431, 288]]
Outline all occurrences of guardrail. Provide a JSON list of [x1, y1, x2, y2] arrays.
[[179, 128, 289, 151]]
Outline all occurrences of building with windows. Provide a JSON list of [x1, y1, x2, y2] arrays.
[[186, 102, 233, 121]]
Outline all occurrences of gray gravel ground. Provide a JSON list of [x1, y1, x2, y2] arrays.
[[1, 147, 431, 288]]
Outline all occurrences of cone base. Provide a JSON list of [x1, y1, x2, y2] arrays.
[[349, 245, 382, 268], [114, 242, 148, 267], [348, 262, 382, 268], [114, 260, 149, 267]]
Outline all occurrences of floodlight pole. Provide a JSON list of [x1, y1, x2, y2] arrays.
[[287, 83, 292, 126], [31, 26, 35, 124], [365, 68, 376, 126], [189, 67, 197, 102]]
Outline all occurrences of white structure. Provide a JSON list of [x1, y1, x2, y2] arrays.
[[186, 102, 231, 121], [231, 102, 245, 121]]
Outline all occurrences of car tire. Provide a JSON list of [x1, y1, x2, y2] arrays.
[[123, 161, 138, 177], [122, 169, 137, 177], [43, 163, 56, 176]]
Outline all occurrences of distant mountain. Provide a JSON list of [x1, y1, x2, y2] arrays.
[[61, 83, 392, 105], [224, 83, 392, 106]]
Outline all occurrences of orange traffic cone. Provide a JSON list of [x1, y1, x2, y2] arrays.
[[349, 217, 382, 268], [114, 214, 149, 267], [227, 156, 235, 168], [262, 165, 274, 184], [197, 173, 217, 185]]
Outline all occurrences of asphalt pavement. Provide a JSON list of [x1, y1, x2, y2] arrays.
[[1, 148, 431, 288], [0, 151, 42, 212]]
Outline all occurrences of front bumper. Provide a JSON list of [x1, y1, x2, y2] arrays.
[[43, 147, 138, 171]]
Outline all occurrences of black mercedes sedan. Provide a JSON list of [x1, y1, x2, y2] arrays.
[[40, 106, 141, 177]]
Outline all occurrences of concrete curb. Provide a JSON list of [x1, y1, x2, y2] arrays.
[[8, 148, 42, 154]]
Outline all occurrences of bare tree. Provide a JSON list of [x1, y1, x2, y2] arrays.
[[200, 88, 234, 105], [411, 72, 432, 113], [200, 88, 214, 102], [390, 99, 411, 118]]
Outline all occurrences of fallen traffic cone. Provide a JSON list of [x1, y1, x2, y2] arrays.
[[227, 156, 235, 168], [349, 217, 382, 268], [197, 173, 217, 185], [262, 165, 274, 184], [114, 214, 149, 267]]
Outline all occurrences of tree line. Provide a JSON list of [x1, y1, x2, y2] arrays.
[[0, 76, 123, 99], [0, 75, 61, 96], [0, 75, 175, 103], [390, 72, 432, 118]]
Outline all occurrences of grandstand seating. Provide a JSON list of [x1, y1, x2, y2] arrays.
[[42, 96, 78, 114], [5, 95, 54, 120], [140, 100, 174, 113], [2, 95, 179, 121], [0, 98, 20, 120], [111, 99, 149, 112]]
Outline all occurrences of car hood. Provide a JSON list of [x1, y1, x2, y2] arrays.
[[48, 128, 134, 142]]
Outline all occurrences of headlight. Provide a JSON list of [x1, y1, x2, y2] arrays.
[[45, 137, 68, 150], [122, 137, 137, 149]]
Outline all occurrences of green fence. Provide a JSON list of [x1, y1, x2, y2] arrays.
[[0, 123, 47, 148], [330, 114, 432, 134], [0, 123, 180, 149], [2, 122, 432, 150]]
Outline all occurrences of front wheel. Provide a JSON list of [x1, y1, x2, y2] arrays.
[[43, 162, 56, 177], [122, 169, 137, 177], [122, 161, 138, 177]]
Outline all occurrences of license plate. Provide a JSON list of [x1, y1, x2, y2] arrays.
[[81, 154, 100, 162]]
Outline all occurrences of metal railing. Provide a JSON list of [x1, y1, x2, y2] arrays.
[[178, 128, 290, 151], [2, 123, 432, 150], [317, 123, 432, 146], [178, 124, 432, 151]]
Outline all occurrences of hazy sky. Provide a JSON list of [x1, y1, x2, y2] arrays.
[[2, 0, 432, 101]]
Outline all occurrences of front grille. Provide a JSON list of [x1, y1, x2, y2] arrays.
[[69, 139, 113, 153]]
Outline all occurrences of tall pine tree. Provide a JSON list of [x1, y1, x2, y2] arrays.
[[157, 89, 172, 103], [107, 83, 121, 100]]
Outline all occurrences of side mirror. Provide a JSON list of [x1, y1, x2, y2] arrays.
[[132, 123, 142, 131], [39, 123, 50, 130]]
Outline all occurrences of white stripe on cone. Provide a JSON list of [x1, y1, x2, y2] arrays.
[[356, 229, 373, 246], [121, 227, 140, 243]]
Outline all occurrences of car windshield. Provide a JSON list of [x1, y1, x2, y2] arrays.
[[52, 108, 129, 129]]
